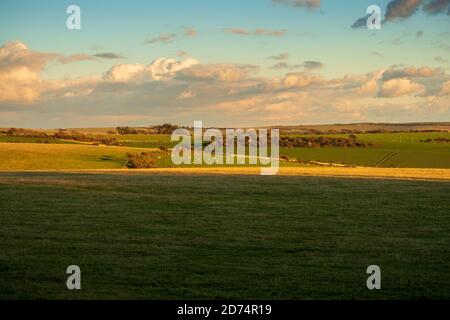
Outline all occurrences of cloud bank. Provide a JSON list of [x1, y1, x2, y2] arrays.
[[1, 41, 449, 127]]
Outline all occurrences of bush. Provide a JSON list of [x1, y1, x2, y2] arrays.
[[125, 153, 157, 169]]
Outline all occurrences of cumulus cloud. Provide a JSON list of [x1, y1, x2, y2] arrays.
[[2, 40, 450, 127], [281, 72, 322, 88], [0, 41, 56, 103], [382, 66, 443, 81], [379, 78, 425, 97], [0, 41, 57, 73], [379, 66, 450, 97], [0, 41, 105, 103], [355, 71, 384, 95], [103, 64, 148, 82], [104, 57, 199, 82], [177, 64, 258, 82]]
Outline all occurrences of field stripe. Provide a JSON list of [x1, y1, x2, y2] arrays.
[[2, 167, 450, 181]]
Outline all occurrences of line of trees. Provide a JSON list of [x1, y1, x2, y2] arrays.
[[115, 123, 180, 135], [280, 135, 375, 148]]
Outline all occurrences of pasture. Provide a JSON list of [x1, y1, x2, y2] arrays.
[[87, 131, 450, 169], [1, 131, 450, 170], [0, 172, 449, 299], [0, 143, 159, 170], [282, 132, 450, 168]]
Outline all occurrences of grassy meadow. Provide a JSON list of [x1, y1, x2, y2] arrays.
[[0, 172, 450, 299], [1, 131, 450, 170], [0, 143, 161, 170], [0, 126, 449, 299], [282, 132, 450, 168]]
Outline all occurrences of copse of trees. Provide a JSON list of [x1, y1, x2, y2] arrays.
[[115, 124, 180, 135], [5, 128, 48, 138], [116, 126, 139, 135], [279, 136, 375, 148], [153, 123, 179, 134]]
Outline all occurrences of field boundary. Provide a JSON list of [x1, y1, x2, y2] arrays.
[[1, 167, 450, 181]]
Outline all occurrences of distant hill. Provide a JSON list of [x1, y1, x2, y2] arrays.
[[273, 122, 450, 134], [1, 122, 450, 135]]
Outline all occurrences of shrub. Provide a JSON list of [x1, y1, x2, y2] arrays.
[[125, 153, 157, 169]]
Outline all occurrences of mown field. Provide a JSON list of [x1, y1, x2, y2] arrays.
[[0, 172, 449, 299]]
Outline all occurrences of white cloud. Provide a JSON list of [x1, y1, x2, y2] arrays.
[[382, 66, 443, 81], [2, 40, 450, 126], [177, 64, 258, 82], [104, 57, 199, 82], [379, 78, 425, 97], [281, 72, 322, 88], [0, 41, 57, 103]]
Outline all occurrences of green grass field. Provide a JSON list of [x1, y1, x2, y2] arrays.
[[0, 143, 161, 170], [282, 132, 450, 168], [116, 131, 450, 169], [0, 136, 78, 144], [1, 131, 450, 170], [89, 131, 450, 168], [0, 172, 449, 299]]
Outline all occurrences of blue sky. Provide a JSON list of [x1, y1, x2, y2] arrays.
[[1, 0, 447, 78], [0, 0, 449, 127]]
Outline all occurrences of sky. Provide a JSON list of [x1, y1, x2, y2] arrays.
[[0, 0, 449, 128]]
